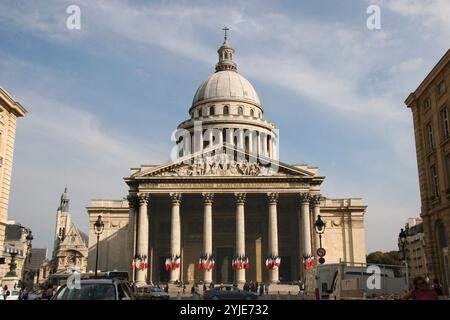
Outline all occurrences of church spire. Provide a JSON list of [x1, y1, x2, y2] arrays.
[[215, 26, 237, 72], [59, 186, 69, 212]]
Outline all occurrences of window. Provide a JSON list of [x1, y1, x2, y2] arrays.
[[438, 81, 447, 95], [431, 165, 440, 198], [198, 108, 202, 117], [223, 105, 229, 115], [426, 123, 435, 150], [423, 98, 431, 110], [209, 106, 215, 116], [442, 107, 450, 139], [238, 106, 243, 116], [250, 109, 255, 117]]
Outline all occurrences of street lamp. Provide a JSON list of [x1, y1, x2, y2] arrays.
[[399, 228, 410, 289], [25, 230, 33, 262], [314, 215, 326, 249], [94, 215, 104, 277]]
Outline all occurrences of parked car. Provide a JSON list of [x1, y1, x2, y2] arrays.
[[51, 279, 135, 300], [203, 285, 258, 300], [135, 286, 170, 300]]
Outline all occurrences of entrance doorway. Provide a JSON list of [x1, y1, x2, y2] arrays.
[[158, 256, 170, 283], [215, 247, 233, 284], [279, 256, 292, 283]]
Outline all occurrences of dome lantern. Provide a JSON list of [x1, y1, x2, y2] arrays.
[[215, 26, 237, 72]]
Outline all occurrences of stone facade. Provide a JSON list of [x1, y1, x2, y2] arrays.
[[0, 88, 27, 280], [87, 36, 367, 287], [405, 48, 450, 293]]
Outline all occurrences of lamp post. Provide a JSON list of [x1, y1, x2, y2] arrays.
[[314, 215, 326, 249], [399, 228, 410, 289], [25, 230, 33, 262], [94, 215, 104, 277], [313, 214, 326, 301]]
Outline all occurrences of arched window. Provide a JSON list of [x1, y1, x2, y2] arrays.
[[238, 106, 244, 116], [198, 108, 202, 117], [223, 105, 229, 115], [209, 106, 215, 116], [250, 109, 255, 117]]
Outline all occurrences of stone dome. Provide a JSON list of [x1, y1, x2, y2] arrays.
[[192, 71, 261, 107]]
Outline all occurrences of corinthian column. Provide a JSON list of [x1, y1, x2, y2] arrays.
[[136, 194, 149, 284], [299, 193, 311, 279], [235, 193, 246, 284], [202, 193, 214, 284], [127, 195, 138, 282], [169, 193, 182, 283], [267, 193, 279, 283]]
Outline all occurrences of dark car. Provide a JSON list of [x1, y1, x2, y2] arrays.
[[51, 279, 135, 300], [203, 285, 258, 300], [135, 286, 170, 300]]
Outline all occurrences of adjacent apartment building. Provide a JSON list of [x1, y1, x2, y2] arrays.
[[0, 88, 27, 280], [405, 49, 450, 293], [398, 218, 428, 285]]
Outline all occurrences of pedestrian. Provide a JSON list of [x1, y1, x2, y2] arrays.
[[399, 276, 439, 300], [3, 285, 9, 300], [46, 286, 53, 299], [431, 279, 443, 296], [21, 288, 29, 300], [259, 284, 264, 296], [209, 282, 214, 289]]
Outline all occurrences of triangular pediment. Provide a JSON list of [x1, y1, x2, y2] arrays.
[[134, 145, 318, 179], [60, 224, 88, 248]]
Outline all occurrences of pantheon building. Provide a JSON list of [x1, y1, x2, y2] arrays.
[[87, 35, 367, 289]]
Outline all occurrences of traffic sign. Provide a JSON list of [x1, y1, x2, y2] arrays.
[[316, 247, 326, 258], [318, 257, 325, 264]]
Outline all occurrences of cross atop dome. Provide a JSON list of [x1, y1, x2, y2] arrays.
[[222, 26, 229, 42], [216, 27, 237, 72]]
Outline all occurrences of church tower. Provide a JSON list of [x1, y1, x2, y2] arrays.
[[53, 187, 71, 253]]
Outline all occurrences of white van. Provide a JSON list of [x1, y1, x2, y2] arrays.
[[306, 262, 408, 299]]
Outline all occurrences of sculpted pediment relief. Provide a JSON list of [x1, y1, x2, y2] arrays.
[[142, 154, 308, 178]]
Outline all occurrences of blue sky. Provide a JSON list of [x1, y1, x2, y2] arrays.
[[0, 0, 449, 256]]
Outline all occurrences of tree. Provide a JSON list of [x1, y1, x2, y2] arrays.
[[366, 251, 400, 266]]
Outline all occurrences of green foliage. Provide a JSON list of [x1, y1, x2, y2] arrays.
[[366, 251, 400, 266]]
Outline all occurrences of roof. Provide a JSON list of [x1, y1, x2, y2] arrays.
[[29, 248, 48, 270], [0, 87, 27, 117], [77, 228, 89, 246], [192, 70, 261, 108], [405, 48, 450, 107]]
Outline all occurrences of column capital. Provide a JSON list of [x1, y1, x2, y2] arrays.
[[309, 194, 322, 206], [127, 194, 139, 207], [234, 193, 246, 204], [170, 193, 182, 204], [299, 192, 310, 204], [138, 193, 149, 205], [267, 193, 279, 204], [202, 193, 214, 204]]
